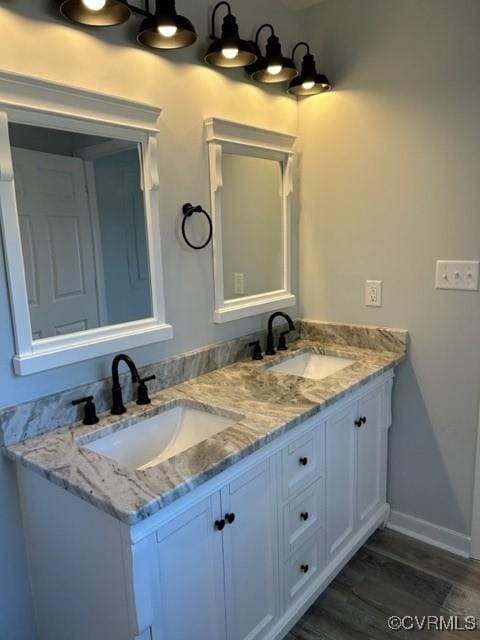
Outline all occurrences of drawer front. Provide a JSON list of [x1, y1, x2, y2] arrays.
[[284, 531, 325, 607], [282, 426, 323, 500], [282, 479, 324, 558]]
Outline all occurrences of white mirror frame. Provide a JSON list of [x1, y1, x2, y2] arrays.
[[205, 118, 296, 324], [0, 71, 172, 375]]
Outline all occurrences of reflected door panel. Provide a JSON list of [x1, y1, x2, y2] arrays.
[[13, 147, 99, 340], [9, 122, 153, 342]]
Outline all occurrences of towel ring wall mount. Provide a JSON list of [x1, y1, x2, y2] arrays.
[[181, 202, 213, 250]]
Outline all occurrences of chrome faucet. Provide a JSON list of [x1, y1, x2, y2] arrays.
[[111, 354, 140, 415], [266, 312, 296, 356]]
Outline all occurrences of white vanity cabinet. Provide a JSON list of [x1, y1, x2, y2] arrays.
[[153, 494, 226, 640], [153, 458, 279, 640], [325, 382, 390, 561], [16, 371, 394, 640]]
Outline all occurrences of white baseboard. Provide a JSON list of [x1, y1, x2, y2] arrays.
[[387, 510, 471, 558]]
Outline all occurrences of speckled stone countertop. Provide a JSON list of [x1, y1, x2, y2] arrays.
[[4, 338, 405, 525]]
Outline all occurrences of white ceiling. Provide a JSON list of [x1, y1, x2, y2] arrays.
[[279, 0, 327, 10]]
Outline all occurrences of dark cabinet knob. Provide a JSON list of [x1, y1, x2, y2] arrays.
[[299, 457, 308, 467], [300, 511, 309, 521], [225, 513, 236, 525], [301, 564, 309, 574], [355, 416, 367, 428], [214, 519, 226, 531]]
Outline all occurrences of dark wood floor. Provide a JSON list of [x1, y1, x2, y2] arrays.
[[286, 529, 480, 639]]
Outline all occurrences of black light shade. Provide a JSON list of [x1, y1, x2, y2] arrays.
[[137, 0, 197, 50], [56, 0, 131, 27], [288, 43, 331, 96], [205, 3, 257, 69], [247, 27, 297, 84]]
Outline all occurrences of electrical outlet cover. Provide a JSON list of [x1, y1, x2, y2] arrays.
[[365, 280, 382, 307]]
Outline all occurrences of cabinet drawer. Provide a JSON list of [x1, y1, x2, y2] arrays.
[[284, 531, 325, 607], [282, 426, 323, 500], [282, 479, 324, 558]]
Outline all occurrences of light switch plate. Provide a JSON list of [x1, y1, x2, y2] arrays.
[[435, 261, 479, 291], [365, 280, 382, 307]]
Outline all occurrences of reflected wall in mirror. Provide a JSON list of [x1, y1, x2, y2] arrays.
[[221, 154, 283, 300], [9, 123, 152, 341], [206, 117, 296, 323]]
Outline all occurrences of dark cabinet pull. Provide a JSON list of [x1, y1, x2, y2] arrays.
[[225, 513, 236, 525], [300, 512, 309, 521], [299, 457, 308, 466], [355, 416, 367, 428], [301, 564, 309, 574], [214, 519, 226, 531]]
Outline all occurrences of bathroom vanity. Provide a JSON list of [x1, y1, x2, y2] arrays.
[[5, 334, 405, 640]]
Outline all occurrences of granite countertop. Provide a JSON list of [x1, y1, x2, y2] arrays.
[[4, 339, 405, 525]]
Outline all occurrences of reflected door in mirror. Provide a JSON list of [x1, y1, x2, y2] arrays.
[[9, 122, 153, 341]]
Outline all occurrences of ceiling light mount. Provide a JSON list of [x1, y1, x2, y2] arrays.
[[288, 41, 331, 96], [205, 2, 257, 69]]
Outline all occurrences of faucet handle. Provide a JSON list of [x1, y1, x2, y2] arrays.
[[248, 341, 263, 361], [72, 396, 99, 426], [137, 375, 156, 406], [278, 330, 290, 351]]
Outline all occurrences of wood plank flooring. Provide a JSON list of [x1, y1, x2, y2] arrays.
[[286, 529, 480, 639]]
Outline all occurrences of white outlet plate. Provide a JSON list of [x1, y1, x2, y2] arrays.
[[234, 273, 245, 295], [435, 261, 479, 291], [365, 280, 382, 307]]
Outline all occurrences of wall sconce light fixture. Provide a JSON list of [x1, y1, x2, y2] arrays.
[[288, 42, 331, 96], [53, 1, 330, 97], [56, 0, 131, 26], [247, 24, 297, 84], [137, 0, 197, 49], [205, 2, 257, 69]]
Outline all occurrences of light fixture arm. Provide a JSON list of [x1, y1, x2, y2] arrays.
[[291, 41, 310, 62], [210, 1, 232, 39], [254, 23, 275, 47]]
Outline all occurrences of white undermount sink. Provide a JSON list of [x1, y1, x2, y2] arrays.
[[268, 352, 354, 381], [82, 405, 239, 471]]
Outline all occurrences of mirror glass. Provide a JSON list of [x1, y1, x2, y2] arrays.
[[221, 153, 283, 300], [8, 122, 153, 341]]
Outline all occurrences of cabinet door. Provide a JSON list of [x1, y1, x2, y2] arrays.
[[325, 402, 356, 561], [221, 458, 279, 640], [356, 385, 386, 527], [154, 494, 226, 640]]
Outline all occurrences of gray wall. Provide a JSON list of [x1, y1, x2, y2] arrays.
[[222, 154, 283, 299], [298, 0, 480, 536], [0, 2, 299, 637]]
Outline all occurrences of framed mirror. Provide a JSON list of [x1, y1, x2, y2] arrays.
[[0, 72, 172, 375], [205, 118, 296, 323]]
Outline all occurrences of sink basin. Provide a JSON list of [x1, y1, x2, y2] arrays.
[[82, 405, 239, 471], [268, 352, 354, 381]]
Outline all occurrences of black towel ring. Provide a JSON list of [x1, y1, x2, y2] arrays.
[[181, 203, 213, 250]]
